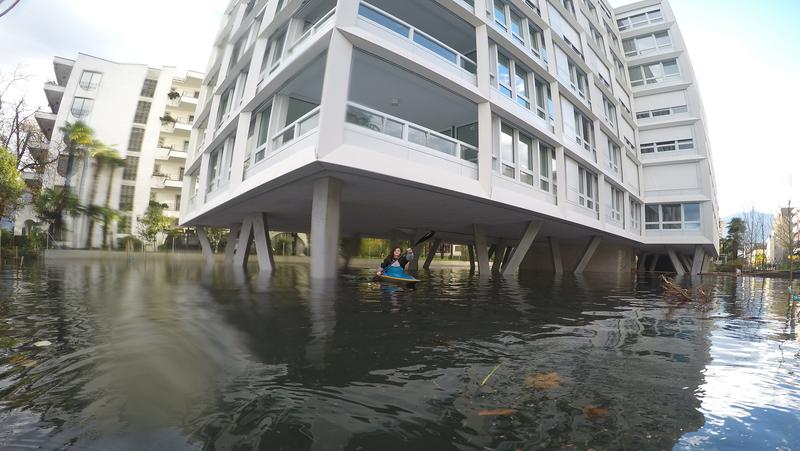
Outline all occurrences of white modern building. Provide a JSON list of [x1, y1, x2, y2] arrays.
[[180, 0, 718, 277], [34, 54, 202, 248]]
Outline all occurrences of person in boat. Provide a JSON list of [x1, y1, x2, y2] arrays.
[[377, 247, 414, 277]]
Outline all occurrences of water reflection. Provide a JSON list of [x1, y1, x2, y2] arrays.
[[0, 260, 798, 449]]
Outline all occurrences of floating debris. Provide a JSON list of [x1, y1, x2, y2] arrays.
[[582, 405, 609, 420], [660, 275, 711, 304], [0, 337, 17, 349], [478, 408, 515, 416], [480, 364, 501, 386], [9, 355, 35, 367], [33, 340, 52, 347], [525, 372, 562, 390]]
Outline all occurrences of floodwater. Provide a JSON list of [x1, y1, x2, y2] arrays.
[[1, 258, 799, 450]]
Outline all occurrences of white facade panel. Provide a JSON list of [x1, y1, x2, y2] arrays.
[[639, 125, 693, 143], [643, 163, 698, 192], [636, 90, 687, 111]]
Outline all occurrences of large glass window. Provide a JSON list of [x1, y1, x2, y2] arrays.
[[119, 185, 135, 211], [496, 121, 556, 193], [133, 101, 151, 124], [493, 0, 508, 30], [128, 127, 144, 152], [645, 203, 701, 230], [497, 53, 513, 97], [70, 97, 93, 118], [122, 156, 139, 181], [140, 79, 158, 98], [496, 48, 550, 120], [515, 65, 530, 108], [602, 96, 616, 127], [630, 200, 642, 231], [519, 133, 534, 185], [628, 59, 680, 86], [578, 166, 597, 210], [500, 123, 515, 178], [79, 71, 102, 90], [609, 187, 623, 223], [607, 138, 621, 174], [617, 9, 664, 31], [574, 111, 595, 158]]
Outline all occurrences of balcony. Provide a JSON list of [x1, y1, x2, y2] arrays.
[[53, 57, 74, 87], [151, 175, 183, 189], [43, 82, 64, 113], [35, 111, 57, 140], [344, 51, 479, 179], [155, 146, 189, 161], [356, 1, 477, 84]]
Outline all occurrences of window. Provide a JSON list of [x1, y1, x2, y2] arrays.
[[133, 101, 151, 124], [586, 0, 598, 20], [578, 166, 598, 210], [623, 31, 671, 57], [640, 138, 694, 154], [574, 111, 595, 158], [589, 25, 604, 49], [500, 123, 515, 177], [140, 79, 158, 97], [495, 121, 557, 193], [175, 194, 182, 210], [179, 167, 184, 181], [534, 77, 551, 121], [494, 0, 508, 30], [607, 138, 621, 174], [630, 200, 641, 231], [229, 36, 245, 70], [497, 53, 513, 97], [510, 11, 525, 45], [628, 59, 680, 87], [70, 97, 93, 118], [216, 88, 233, 126], [609, 186, 623, 223], [122, 156, 139, 181], [253, 103, 273, 164], [119, 185, 135, 211], [529, 23, 547, 62], [617, 8, 664, 31], [645, 203, 701, 230], [636, 105, 688, 119], [562, 0, 575, 16], [79, 71, 102, 90], [514, 65, 530, 108], [606, 24, 620, 51], [207, 147, 221, 192], [128, 127, 144, 152], [612, 55, 626, 82], [568, 58, 589, 101], [602, 96, 616, 127], [261, 29, 286, 75]]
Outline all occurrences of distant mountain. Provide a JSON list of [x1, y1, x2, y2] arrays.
[[722, 211, 773, 237]]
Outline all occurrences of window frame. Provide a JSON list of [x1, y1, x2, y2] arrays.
[[79, 71, 102, 91], [70, 97, 94, 118]]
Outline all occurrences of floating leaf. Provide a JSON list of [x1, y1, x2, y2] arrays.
[[525, 372, 562, 389], [478, 408, 515, 416], [33, 340, 52, 347], [583, 405, 609, 420]]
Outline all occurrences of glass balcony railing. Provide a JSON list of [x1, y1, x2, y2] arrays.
[[346, 102, 478, 164], [358, 2, 477, 74], [271, 106, 321, 150]]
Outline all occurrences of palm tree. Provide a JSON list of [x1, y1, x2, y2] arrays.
[[33, 188, 80, 243], [84, 141, 124, 248], [55, 121, 94, 241]]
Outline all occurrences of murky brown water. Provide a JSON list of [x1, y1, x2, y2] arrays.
[[1, 258, 799, 450]]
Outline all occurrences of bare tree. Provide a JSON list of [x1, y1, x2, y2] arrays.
[[741, 207, 764, 270]]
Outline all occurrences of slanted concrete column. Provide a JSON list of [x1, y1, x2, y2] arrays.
[[251, 213, 275, 273], [680, 254, 693, 275], [310, 177, 342, 279], [691, 246, 706, 275], [667, 247, 687, 276], [473, 225, 490, 275], [408, 229, 427, 271], [649, 254, 660, 272], [549, 236, 563, 274], [233, 216, 254, 268], [423, 239, 442, 270], [468, 244, 476, 272], [574, 236, 602, 274], [224, 223, 242, 266], [487, 244, 496, 261], [502, 220, 542, 276], [491, 239, 507, 274], [196, 226, 215, 264]]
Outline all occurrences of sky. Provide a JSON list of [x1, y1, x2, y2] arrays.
[[2, 0, 799, 217]]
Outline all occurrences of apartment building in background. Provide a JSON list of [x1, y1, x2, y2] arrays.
[[180, 0, 718, 277], [33, 54, 202, 248]]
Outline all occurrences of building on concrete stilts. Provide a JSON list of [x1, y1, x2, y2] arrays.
[[181, 0, 718, 277]]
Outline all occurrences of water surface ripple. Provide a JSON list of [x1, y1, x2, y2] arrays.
[[0, 260, 799, 450]]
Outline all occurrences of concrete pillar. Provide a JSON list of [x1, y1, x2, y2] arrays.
[[468, 244, 476, 272], [310, 177, 342, 279], [491, 239, 507, 274], [502, 245, 513, 269], [473, 224, 490, 275], [502, 220, 542, 276], [196, 226, 215, 264], [408, 229, 427, 271], [251, 213, 275, 273], [423, 239, 442, 270], [549, 236, 563, 274], [574, 236, 602, 274], [487, 244, 496, 261], [638, 252, 649, 272], [223, 223, 241, 266], [680, 254, 693, 275], [233, 216, 254, 268], [667, 247, 687, 276], [691, 246, 706, 275], [649, 254, 660, 272]]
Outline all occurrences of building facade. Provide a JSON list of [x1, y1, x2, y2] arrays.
[[34, 54, 202, 248], [180, 0, 718, 277]]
